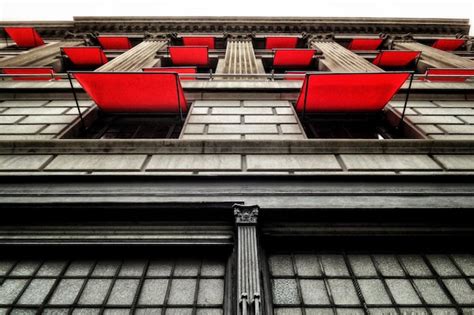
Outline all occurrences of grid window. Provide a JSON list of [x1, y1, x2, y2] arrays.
[[0, 255, 227, 314], [268, 253, 474, 314]]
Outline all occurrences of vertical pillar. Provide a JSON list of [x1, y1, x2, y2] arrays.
[[234, 204, 261, 315], [217, 36, 265, 79]]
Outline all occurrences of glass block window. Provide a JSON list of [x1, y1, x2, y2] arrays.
[[268, 253, 474, 315], [0, 255, 227, 314]]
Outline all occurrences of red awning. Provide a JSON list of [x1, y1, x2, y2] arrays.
[[4, 27, 45, 48], [295, 72, 410, 113], [97, 36, 132, 50], [182, 37, 215, 49], [265, 37, 298, 49], [284, 71, 306, 81], [169, 46, 209, 66], [348, 38, 383, 51], [273, 49, 316, 68], [143, 67, 197, 80], [2, 67, 56, 81], [73, 72, 187, 113], [432, 39, 465, 51], [424, 68, 474, 82], [62, 47, 108, 67], [372, 51, 420, 68]]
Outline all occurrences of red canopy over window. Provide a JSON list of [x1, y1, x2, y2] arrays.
[[372, 51, 420, 68], [431, 39, 465, 51], [97, 36, 132, 50], [73, 72, 187, 113], [284, 71, 306, 81], [182, 37, 215, 49], [424, 68, 474, 82], [295, 72, 410, 113], [273, 49, 316, 68], [2, 67, 55, 81], [62, 47, 108, 67], [169, 46, 209, 66], [265, 37, 298, 49], [143, 67, 197, 80], [348, 38, 383, 51], [4, 27, 45, 48]]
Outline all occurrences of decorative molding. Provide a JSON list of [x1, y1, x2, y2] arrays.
[[234, 204, 259, 225]]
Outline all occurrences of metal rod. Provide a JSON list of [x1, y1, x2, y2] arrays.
[[398, 72, 415, 130], [67, 72, 86, 132]]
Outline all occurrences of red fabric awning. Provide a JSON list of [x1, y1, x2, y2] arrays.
[[424, 68, 474, 82], [62, 47, 108, 67], [73, 72, 187, 113], [295, 72, 410, 113], [97, 36, 132, 50], [2, 67, 56, 81], [4, 27, 45, 48], [169, 46, 209, 66], [265, 37, 298, 49], [348, 38, 383, 51], [431, 39, 465, 51], [284, 71, 306, 81], [372, 51, 420, 68], [143, 67, 197, 80], [182, 37, 215, 49], [273, 49, 316, 68]]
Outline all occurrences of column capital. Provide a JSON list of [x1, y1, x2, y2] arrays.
[[233, 204, 259, 225]]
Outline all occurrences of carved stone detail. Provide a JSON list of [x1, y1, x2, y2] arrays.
[[234, 204, 259, 225]]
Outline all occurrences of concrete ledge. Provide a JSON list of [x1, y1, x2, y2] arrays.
[[1, 139, 474, 155]]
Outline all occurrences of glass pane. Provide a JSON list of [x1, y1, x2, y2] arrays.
[[17, 279, 55, 305], [197, 279, 224, 305], [295, 255, 322, 276], [138, 279, 169, 305], [414, 279, 450, 304], [300, 280, 329, 305], [92, 261, 120, 277], [118, 260, 145, 277], [328, 279, 359, 305], [10, 261, 39, 276], [65, 261, 93, 276], [274, 308, 303, 315], [443, 279, 474, 304], [348, 255, 377, 276], [37, 261, 66, 276], [373, 255, 404, 276], [49, 279, 84, 304], [399, 255, 431, 276], [168, 279, 196, 305], [147, 260, 173, 276], [358, 279, 391, 305], [269, 255, 294, 276], [78, 279, 113, 304], [0, 279, 27, 304], [107, 279, 139, 305], [272, 279, 300, 305], [201, 258, 225, 277], [452, 255, 474, 276], [174, 259, 200, 277], [428, 255, 461, 276], [386, 279, 421, 305], [321, 255, 349, 276]]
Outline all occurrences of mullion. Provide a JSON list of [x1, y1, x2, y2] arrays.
[[318, 254, 337, 315], [395, 255, 433, 315], [191, 258, 204, 315], [69, 260, 98, 315], [161, 258, 177, 315], [422, 255, 463, 314], [7, 260, 44, 315], [369, 255, 401, 315], [291, 253, 306, 315], [130, 259, 151, 312], [100, 260, 124, 314], [38, 260, 72, 314], [343, 253, 369, 315], [448, 254, 474, 289], [0, 260, 18, 286]]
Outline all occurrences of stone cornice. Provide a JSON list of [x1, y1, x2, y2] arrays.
[[0, 16, 470, 38]]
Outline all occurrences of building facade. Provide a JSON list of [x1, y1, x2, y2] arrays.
[[0, 16, 473, 314]]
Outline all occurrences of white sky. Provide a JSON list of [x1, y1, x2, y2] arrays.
[[1, 0, 473, 35]]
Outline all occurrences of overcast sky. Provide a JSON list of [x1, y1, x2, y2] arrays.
[[1, 0, 473, 35]]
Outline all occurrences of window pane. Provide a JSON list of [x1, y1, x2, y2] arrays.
[[321, 255, 349, 276], [168, 279, 196, 305], [272, 279, 300, 305], [17, 279, 55, 305], [386, 279, 421, 305], [295, 255, 322, 276], [138, 279, 169, 305], [300, 280, 329, 305], [197, 279, 224, 305], [328, 279, 359, 305], [49, 279, 84, 304], [78, 279, 113, 304], [107, 279, 139, 305], [358, 279, 391, 305], [269, 255, 294, 276], [348, 255, 377, 276]]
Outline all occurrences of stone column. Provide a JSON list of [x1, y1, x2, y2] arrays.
[[0, 40, 84, 67], [310, 39, 383, 72], [234, 204, 261, 315], [393, 40, 474, 69], [96, 40, 167, 72], [216, 37, 265, 79]]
